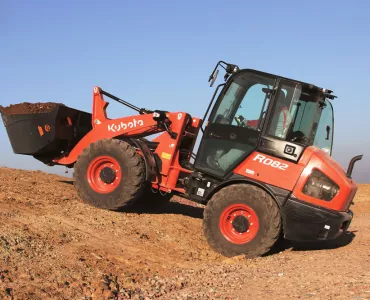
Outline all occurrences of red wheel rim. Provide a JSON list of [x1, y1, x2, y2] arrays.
[[219, 204, 259, 244], [87, 156, 121, 194]]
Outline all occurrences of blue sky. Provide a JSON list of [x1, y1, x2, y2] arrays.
[[1, 0, 369, 183]]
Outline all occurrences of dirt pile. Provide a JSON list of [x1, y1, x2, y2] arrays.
[[0, 167, 369, 299], [0, 102, 62, 115]]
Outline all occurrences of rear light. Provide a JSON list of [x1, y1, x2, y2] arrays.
[[302, 170, 339, 201]]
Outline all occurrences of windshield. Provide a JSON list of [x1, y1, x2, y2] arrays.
[[211, 73, 275, 129], [266, 81, 333, 153]]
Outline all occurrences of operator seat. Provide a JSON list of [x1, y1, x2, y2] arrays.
[[268, 90, 293, 139]]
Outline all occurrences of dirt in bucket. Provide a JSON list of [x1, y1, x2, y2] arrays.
[[0, 102, 63, 115]]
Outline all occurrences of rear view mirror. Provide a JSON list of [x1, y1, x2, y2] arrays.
[[208, 61, 239, 87], [210, 69, 219, 87]]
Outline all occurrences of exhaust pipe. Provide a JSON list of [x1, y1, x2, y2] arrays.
[[346, 155, 363, 178]]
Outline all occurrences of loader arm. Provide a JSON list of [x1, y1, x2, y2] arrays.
[[55, 86, 171, 166], [91, 86, 153, 127], [54, 113, 162, 165]]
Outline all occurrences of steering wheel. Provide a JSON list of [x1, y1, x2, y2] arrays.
[[234, 115, 246, 127], [289, 131, 308, 143]]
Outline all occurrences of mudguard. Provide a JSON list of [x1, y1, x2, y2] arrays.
[[128, 138, 157, 182]]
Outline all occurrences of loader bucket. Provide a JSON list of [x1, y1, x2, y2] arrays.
[[1, 104, 92, 164]]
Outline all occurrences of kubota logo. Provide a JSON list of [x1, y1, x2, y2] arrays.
[[107, 119, 144, 133]]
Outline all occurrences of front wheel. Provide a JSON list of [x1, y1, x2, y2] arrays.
[[73, 139, 146, 211], [203, 184, 281, 258]]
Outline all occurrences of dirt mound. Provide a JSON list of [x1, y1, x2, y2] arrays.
[[0, 167, 369, 299], [0, 102, 62, 115]]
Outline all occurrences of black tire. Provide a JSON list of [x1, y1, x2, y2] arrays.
[[133, 187, 172, 211], [203, 184, 281, 258], [73, 139, 145, 211]]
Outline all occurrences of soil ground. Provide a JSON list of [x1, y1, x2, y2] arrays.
[[0, 167, 369, 299]]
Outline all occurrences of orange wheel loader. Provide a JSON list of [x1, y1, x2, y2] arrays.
[[1, 61, 363, 257]]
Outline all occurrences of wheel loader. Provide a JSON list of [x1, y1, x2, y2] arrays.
[[1, 61, 363, 257]]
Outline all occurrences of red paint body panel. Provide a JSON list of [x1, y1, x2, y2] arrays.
[[292, 147, 358, 211], [234, 147, 357, 212], [55, 113, 161, 165], [234, 151, 310, 191]]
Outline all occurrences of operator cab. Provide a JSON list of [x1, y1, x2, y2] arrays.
[[194, 66, 335, 178]]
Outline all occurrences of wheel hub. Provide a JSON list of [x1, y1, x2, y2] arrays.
[[87, 156, 121, 194], [100, 167, 116, 184], [219, 203, 259, 244], [232, 215, 250, 233]]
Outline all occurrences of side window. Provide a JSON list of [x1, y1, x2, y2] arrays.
[[313, 100, 334, 155], [267, 82, 301, 139], [292, 100, 318, 141], [231, 84, 272, 129], [212, 82, 240, 125]]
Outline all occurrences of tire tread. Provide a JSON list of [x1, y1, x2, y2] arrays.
[[203, 184, 281, 258], [73, 138, 145, 211]]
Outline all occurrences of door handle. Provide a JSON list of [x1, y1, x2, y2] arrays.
[[210, 132, 221, 139]]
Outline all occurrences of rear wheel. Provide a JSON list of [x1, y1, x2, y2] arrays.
[[74, 139, 145, 210], [203, 184, 281, 258]]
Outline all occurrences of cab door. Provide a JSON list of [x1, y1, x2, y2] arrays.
[[194, 71, 276, 177]]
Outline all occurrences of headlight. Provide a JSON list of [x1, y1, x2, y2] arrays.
[[302, 170, 339, 201]]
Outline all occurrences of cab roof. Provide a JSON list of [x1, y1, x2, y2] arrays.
[[239, 68, 336, 99]]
